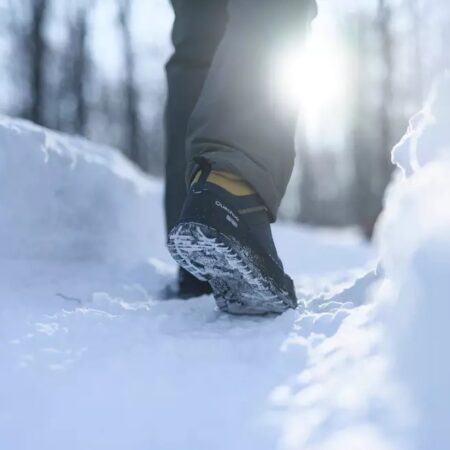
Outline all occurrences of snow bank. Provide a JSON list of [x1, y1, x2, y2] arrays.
[[0, 116, 165, 265], [268, 74, 450, 450], [374, 73, 450, 449]]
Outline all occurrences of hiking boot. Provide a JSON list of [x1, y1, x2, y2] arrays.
[[167, 159, 297, 315]]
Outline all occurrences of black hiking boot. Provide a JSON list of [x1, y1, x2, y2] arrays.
[[167, 159, 297, 315]]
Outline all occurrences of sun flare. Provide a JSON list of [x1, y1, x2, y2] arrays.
[[275, 20, 349, 134]]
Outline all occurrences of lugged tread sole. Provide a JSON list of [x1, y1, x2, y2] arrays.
[[168, 222, 294, 315]]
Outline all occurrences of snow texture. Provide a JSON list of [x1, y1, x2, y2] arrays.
[[376, 72, 450, 450], [0, 71, 449, 450]]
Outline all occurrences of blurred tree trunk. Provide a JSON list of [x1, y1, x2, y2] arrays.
[[29, 0, 48, 125], [296, 121, 316, 225], [298, 150, 316, 225], [117, 0, 141, 167], [70, 6, 90, 135], [377, 0, 395, 198], [349, 0, 396, 239], [350, 15, 378, 239], [52, 3, 92, 135]]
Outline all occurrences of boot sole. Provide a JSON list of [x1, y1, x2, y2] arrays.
[[168, 222, 295, 315]]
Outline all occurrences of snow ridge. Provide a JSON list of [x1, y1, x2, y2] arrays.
[[0, 115, 163, 264]]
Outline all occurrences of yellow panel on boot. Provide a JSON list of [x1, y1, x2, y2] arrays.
[[192, 170, 256, 197]]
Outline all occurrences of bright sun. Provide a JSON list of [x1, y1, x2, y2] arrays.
[[275, 18, 349, 134]]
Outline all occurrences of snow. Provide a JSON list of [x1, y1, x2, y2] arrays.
[[1, 71, 449, 450], [375, 72, 450, 449]]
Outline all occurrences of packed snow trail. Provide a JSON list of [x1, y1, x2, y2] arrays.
[[0, 117, 375, 450], [1, 69, 450, 450]]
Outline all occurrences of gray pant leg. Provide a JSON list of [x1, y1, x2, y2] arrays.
[[186, 0, 317, 220], [164, 0, 228, 234]]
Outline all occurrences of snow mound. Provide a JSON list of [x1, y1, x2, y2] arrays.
[[295, 72, 450, 450], [0, 116, 164, 264], [375, 73, 450, 449]]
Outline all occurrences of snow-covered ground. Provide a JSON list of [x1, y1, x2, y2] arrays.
[[1, 75, 449, 450]]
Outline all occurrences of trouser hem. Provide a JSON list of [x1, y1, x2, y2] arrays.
[[186, 144, 282, 221]]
